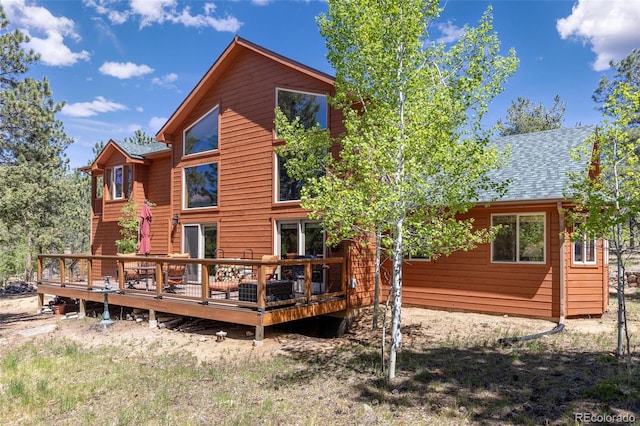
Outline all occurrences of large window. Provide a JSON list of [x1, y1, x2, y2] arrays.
[[184, 105, 219, 156], [573, 222, 596, 265], [492, 213, 545, 263], [276, 155, 303, 202], [276, 88, 327, 133], [183, 163, 218, 209], [274, 89, 327, 202], [107, 165, 132, 200]]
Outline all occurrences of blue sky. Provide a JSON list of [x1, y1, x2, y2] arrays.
[[1, 0, 639, 170]]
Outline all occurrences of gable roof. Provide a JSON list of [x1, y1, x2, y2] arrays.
[[480, 126, 596, 204], [111, 139, 170, 159], [84, 139, 170, 173], [156, 36, 335, 143]]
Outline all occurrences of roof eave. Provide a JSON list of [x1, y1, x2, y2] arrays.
[[475, 197, 569, 207]]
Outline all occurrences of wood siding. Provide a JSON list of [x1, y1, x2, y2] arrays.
[[91, 156, 171, 279], [88, 39, 607, 318], [565, 239, 609, 316], [390, 204, 607, 319], [167, 49, 343, 259]]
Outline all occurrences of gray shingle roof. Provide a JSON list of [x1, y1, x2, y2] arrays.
[[112, 140, 170, 159], [479, 126, 596, 203]]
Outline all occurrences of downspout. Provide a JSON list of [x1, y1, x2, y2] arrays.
[[557, 201, 567, 324], [498, 203, 566, 344]]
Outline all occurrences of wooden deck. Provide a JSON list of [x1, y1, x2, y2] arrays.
[[37, 254, 348, 341]]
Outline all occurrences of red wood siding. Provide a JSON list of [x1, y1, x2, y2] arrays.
[[565, 239, 608, 316], [167, 49, 344, 259], [89, 40, 607, 318], [387, 204, 606, 319]]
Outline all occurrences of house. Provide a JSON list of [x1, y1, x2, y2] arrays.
[[398, 126, 608, 320], [64, 37, 607, 331]]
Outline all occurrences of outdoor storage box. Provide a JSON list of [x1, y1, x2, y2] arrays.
[[238, 280, 294, 303]]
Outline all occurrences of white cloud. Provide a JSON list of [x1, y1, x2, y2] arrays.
[[83, 0, 130, 24], [435, 20, 464, 44], [149, 116, 168, 131], [85, 0, 242, 32], [557, 0, 640, 71], [99, 61, 154, 79], [62, 96, 128, 117], [0, 0, 90, 66], [24, 30, 91, 66], [151, 72, 179, 89], [251, 0, 271, 6]]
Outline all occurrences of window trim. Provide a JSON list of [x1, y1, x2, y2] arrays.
[[182, 162, 219, 210], [274, 153, 302, 203], [491, 212, 547, 264], [572, 225, 597, 265], [275, 87, 328, 139], [403, 254, 431, 262], [106, 165, 132, 200], [112, 165, 124, 199], [183, 104, 220, 157]]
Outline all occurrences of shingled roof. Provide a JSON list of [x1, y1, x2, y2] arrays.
[[479, 126, 596, 204], [111, 140, 170, 159]]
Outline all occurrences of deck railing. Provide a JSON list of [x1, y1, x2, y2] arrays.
[[37, 254, 347, 311]]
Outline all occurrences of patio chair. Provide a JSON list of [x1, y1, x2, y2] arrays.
[[165, 253, 189, 293], [116, 253, 140, 288]]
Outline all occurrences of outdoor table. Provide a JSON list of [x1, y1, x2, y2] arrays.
[[124, 264, 156, 290]]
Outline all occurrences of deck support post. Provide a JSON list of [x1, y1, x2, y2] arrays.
[[78, 299, 86, 318], [37, 293, 44, 314], [149, 309, 157, 328], [253, 325, 264, 346]]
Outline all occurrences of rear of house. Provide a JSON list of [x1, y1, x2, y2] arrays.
[[86, 36, 374, 309], [85, 37, 607, 321]]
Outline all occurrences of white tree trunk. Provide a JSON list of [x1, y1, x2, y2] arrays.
[[373, 233, 382, 330], [388, 218, 404, 380]]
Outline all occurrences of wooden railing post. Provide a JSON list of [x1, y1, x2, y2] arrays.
[[87, 258, 93, 289], [156, 262, 164, 294], [60, 258, 66, 285], [156, 261, 164, 297], [202, 260, 210, 302], [304, 262, 312, 301], [257, 264, 266, 312], [37, 256, 43, 283], [117, 260, 125, 290]]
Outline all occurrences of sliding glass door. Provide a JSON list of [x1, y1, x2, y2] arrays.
[[183, 224, 217, 283]]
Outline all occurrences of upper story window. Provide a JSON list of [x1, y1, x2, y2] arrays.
[[573, 222, 597, 265], [491, 213, 545, 263], [276, 155, 302, 202], [184, 162, 218, 209], [276, 88, 327, 135], [107, 165, 132, 200], [184, 105, 219, 156]]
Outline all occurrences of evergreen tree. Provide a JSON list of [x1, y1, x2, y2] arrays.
[[0, 6, 73, 280], [497, 95, 566, 136]]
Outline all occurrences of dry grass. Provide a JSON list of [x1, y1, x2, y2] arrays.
[[1, 291, 639, 425]]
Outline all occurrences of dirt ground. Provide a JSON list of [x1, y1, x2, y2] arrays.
[[1, 290, 636, 362]]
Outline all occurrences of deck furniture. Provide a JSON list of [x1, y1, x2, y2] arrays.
[[165, 253, 189, 293]]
